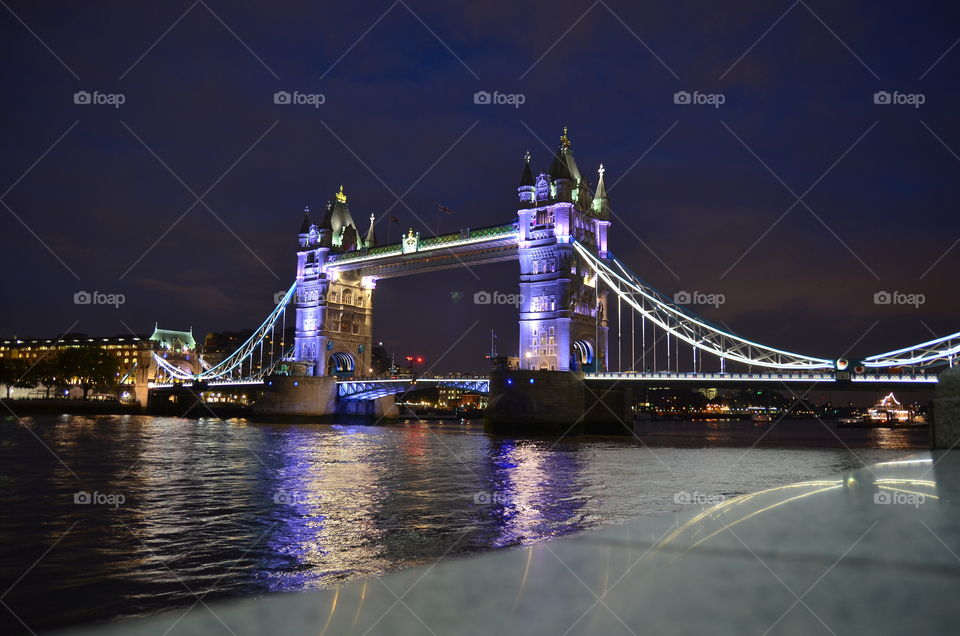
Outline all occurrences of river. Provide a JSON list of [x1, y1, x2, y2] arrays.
[[0, 414, 927, 633]]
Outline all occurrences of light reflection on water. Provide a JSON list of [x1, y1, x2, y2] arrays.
[[0, 414, 925, 633]]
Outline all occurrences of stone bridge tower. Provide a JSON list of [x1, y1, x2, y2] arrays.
[[516, 128, 610, 372], [293, 187, 376, 377]]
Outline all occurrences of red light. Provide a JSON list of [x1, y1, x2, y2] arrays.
[[416, 357, 423, 364]]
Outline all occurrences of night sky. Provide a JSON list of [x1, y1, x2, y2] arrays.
[[1, 1, 958, 373]]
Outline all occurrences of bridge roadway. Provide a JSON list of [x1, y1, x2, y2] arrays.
[[148, 371, 939, 400], [325, 223, 519, 279], [581, 371, 939, 391], [335, 371, 939, 400]]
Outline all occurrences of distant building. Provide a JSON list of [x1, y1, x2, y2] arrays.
[[149, 325, 196, 352], [490, 355, 520, 371], [438, 386, 488, 411], [0, 334, 146, 372]]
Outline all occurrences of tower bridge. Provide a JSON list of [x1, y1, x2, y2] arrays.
[[143, 128, 959, 427]]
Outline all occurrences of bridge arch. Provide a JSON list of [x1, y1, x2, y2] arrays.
[[572, 339, 594, 372], [328, 352, 356, 377]]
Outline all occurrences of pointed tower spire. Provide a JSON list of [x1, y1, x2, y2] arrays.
[[320, 201, 334, 230], [299, 205, 311, 234], [549, 128, 572, 181], [519, 150, 534, 187], [592, 164, 610, 217], [517, 150, 536, 205], [549, 126, 575, 201], [365, 212, 377, 247]]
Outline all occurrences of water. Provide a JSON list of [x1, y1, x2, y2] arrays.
[[0, 414, 926, 633]]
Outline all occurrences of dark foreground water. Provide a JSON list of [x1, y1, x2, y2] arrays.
[[0, 415, 926, 634]]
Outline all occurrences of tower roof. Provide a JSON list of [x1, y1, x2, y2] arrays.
[[365, 213, 376, 247], [592, 164, 610, 217], [549, 147, 572, 180], [320, 201, 334, 230], [149, 326, 196, 351], [594, 164, 607, 200], [519, 150, 535, 187], [549, 126, 580, 181], [327, 185, 360, 250], [299, 206, 311, 234]]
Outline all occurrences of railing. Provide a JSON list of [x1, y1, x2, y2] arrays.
[[851, 374, 939, 383], [326, 222, 518, 266], [585, 372, 837, 382], [584, 371, 939, 384], [337, 376, 490, 399]]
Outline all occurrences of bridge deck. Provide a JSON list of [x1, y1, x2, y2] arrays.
[[325, 224, 518, 278]]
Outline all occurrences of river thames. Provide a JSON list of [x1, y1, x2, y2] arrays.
[[0, 414, 927, 633]]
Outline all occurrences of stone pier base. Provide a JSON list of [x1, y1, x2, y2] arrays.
[[252, 375, 338, 418], [337, 395, 399, 419], [485, 370, 633, 435], [933, 367, 960, 449]]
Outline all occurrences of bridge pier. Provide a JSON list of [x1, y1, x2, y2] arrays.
[[933, 366, 960, 449], [252, 375, 338, 418], [485, 370, 633, 435], [253, 374, 401, 420], [337, 394, 399, 419]]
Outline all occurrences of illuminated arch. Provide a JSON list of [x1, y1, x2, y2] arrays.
[[328, 352, 356, 377]]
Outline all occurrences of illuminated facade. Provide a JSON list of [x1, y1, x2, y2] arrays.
[[437, 386, 488, 410], [0, 326, 198, 400], [289, 130, 611, 377], [294, 187, 376, 377], [0, 335, 144, 371], [517, 129, 610, 371]]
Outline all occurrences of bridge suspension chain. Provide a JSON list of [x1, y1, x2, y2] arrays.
[[153, 281, 298, 382], [573, 241, 836, 371], [862, 331, 960, 369]]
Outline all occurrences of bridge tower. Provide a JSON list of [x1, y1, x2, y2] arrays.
[[516, 129, 610, 372], [293, 188, 375, 377]]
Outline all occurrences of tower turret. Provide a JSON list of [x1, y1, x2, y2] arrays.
[[319, 201, 333, 248], [298, 205, 311, 248], [518, 150, 536, 206], [549, 127, 576, 202], [592, 164, 610, 218], [326, 185, 361, 251], [364, 213, 377, 247]]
